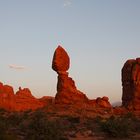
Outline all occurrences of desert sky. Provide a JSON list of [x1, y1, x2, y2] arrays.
[[0, 0, 140, 103]]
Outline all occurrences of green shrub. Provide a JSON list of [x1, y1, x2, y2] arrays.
[[0, 117, 18, 140], [25, 110, 65, 140], [100, 116, 131, 138], [7, 112, 21, 125]]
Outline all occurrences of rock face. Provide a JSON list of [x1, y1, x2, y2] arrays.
[[0, 84, 46, 111], [52, 46, 89, 104], [0, 83, 15, 110], [122, 58, 140, 110]]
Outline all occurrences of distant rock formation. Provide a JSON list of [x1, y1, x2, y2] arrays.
[[0, 83, 51, 111], [96, 96, 111, 108], [122, 58, 140, 110], [39, 96, 55, 105], [14, 87, 44, 111], [52, 46, 89, 104]]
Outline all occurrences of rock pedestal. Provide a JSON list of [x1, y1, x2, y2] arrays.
[[122, 58, 140, 110], [52, 46, 89, 104]]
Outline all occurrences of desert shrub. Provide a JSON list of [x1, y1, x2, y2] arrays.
[[0, 108, 6, 113], [100, 116, 131, 138], [0, 118, 7, 139], [0, 117, 18, 140], [8, 112, 23, 126], [67, 116, 80, 124], [84, 116, 103, 134], [94, 116, 103, 123], [24, 110, 66, 140], [123, 112, 136, 120]]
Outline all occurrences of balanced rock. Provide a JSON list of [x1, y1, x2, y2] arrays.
[[52, 46, 89, 104], [122, 58, 140, 110], [52, 46, 70, 73]]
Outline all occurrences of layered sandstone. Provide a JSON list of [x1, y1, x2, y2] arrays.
[[122, 58, 140, 110]]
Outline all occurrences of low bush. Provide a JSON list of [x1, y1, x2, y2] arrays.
[[24, 110, 66, 140], [100, 116, 131, 138]]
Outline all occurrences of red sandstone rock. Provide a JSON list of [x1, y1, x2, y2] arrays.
[[14, 87, 44, 111], [0, 46, 113, 112], [39, 96, 55, 105], [52, 46, 89, 105], [96, 97, 111, 108], [52, 46, 111, 108], [16, 87, 34, 98], [52, 46, 70, 73], [55, 69, 89, 104], [122, 58, 140, 110], [0, 83, 15, 110], [0, 84, 45, 111]]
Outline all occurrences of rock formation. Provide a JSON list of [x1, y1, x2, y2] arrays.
[[0, 84, 47, 111], [96, 96, 111, 108], [52, 46, 111, 108], [122, 58, 140, 110], [14, 87, 44, 111], [0, 82, 15, 110], [52, 46, 89, 104], [0, 45, 112, 112]]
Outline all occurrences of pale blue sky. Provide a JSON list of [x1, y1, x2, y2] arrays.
[[0, 0, 140, 103]]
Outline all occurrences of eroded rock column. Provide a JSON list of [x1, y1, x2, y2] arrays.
[[52, 46, 88, 104]]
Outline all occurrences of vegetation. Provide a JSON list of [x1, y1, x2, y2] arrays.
[[0, 109, 140, 140], [23, 110, 65, 140], [95, 113, 140, 138], [100, 115, 130, 137]]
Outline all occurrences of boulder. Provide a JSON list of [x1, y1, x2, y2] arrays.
[[52, 46, 70, 73], [96, 96, 111, 108]]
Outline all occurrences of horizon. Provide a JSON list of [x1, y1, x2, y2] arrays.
[[0, 0, 140, 103]]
